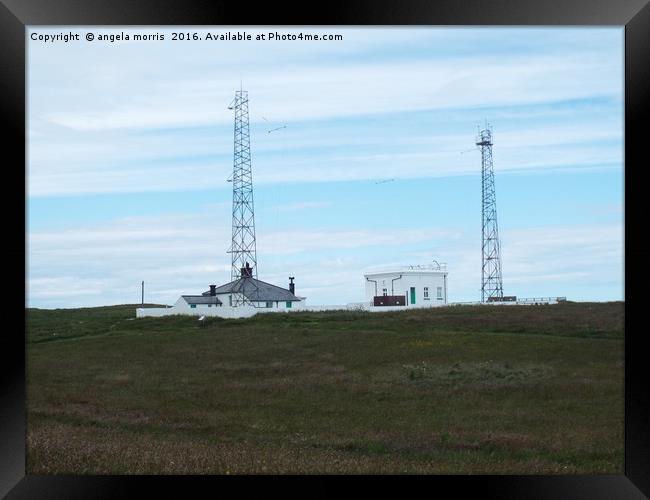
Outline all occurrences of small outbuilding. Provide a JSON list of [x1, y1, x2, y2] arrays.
[[364, 263, 448, 308]]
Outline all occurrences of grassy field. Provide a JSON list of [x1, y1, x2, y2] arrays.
[[26, 301, 624, 474]]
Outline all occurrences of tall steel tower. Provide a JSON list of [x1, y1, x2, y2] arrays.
[[228, 89, 259, 305], [477, 125, 504, 302]]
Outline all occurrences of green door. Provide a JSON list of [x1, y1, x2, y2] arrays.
[[410, 287, 416, 305]]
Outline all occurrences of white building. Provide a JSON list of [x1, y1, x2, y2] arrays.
[[364, 264, 448, 308], [137, 269, 305, 319]]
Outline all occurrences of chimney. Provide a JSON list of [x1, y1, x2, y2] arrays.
[[289, 276, 295, 295], [240, 262, 253, 278], [209, 285, 216, 296]]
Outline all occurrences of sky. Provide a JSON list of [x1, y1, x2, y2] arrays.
[[26, 27, 624, 308]]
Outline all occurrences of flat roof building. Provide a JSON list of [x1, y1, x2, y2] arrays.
[[364, 263, 448, 308]]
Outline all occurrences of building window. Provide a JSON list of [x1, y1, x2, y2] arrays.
[[208, 304, 212, 307], [382, 288, 388, 296], [286, 301, 292, 308], [229, 295, 232, 306], [424, 287, 429, 299], [437, 287, 443, 299], [190, 304, 196, 309], [266, 301, 273, 308]]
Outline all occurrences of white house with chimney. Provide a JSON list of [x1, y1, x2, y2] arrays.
[[137, 263, 305, 319]]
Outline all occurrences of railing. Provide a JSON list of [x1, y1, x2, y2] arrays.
[[448, 297, 567, 306], [402, 263, 447, 271], [516, 297, 566, 304], [366, 263, 448, 274]]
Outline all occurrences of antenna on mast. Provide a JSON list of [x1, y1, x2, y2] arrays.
[[477, 123, 504, 302]]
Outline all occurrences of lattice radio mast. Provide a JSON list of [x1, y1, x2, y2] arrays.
[[227, 88, 259, 306], [477, 124, 504, 302]]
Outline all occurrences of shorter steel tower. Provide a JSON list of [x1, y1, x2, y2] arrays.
[[477, 125, 504, 302]]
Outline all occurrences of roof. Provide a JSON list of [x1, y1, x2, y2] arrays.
[[202, 277, 301, 302], [181, 295, 223, 305]]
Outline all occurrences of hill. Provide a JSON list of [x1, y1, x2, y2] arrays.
[[26, 301, 624, 474]]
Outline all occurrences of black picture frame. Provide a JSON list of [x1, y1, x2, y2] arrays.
[[2, 0, 648, 497]]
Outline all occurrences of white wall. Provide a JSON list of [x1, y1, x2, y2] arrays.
[[364, 271, 448, 307], [136, 295, 561, 319], [136, 301, 443, 319], [136, 305, 259, 319]]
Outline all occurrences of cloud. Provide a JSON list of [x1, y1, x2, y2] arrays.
[[273, 201, 332, 212], [440, 223, 623, 301], [27, 27, 622, 197], [27, 116, 622, 197], [28, 277, 106, 299], [259, 228, 455, 255], [28, 213, 453, 263], [27, 206, 623, 307], [40, 52, 620, 133], [26, 210, 457, 306]]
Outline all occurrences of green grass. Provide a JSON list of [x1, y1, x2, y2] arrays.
[[26, 301, 624, 474]]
